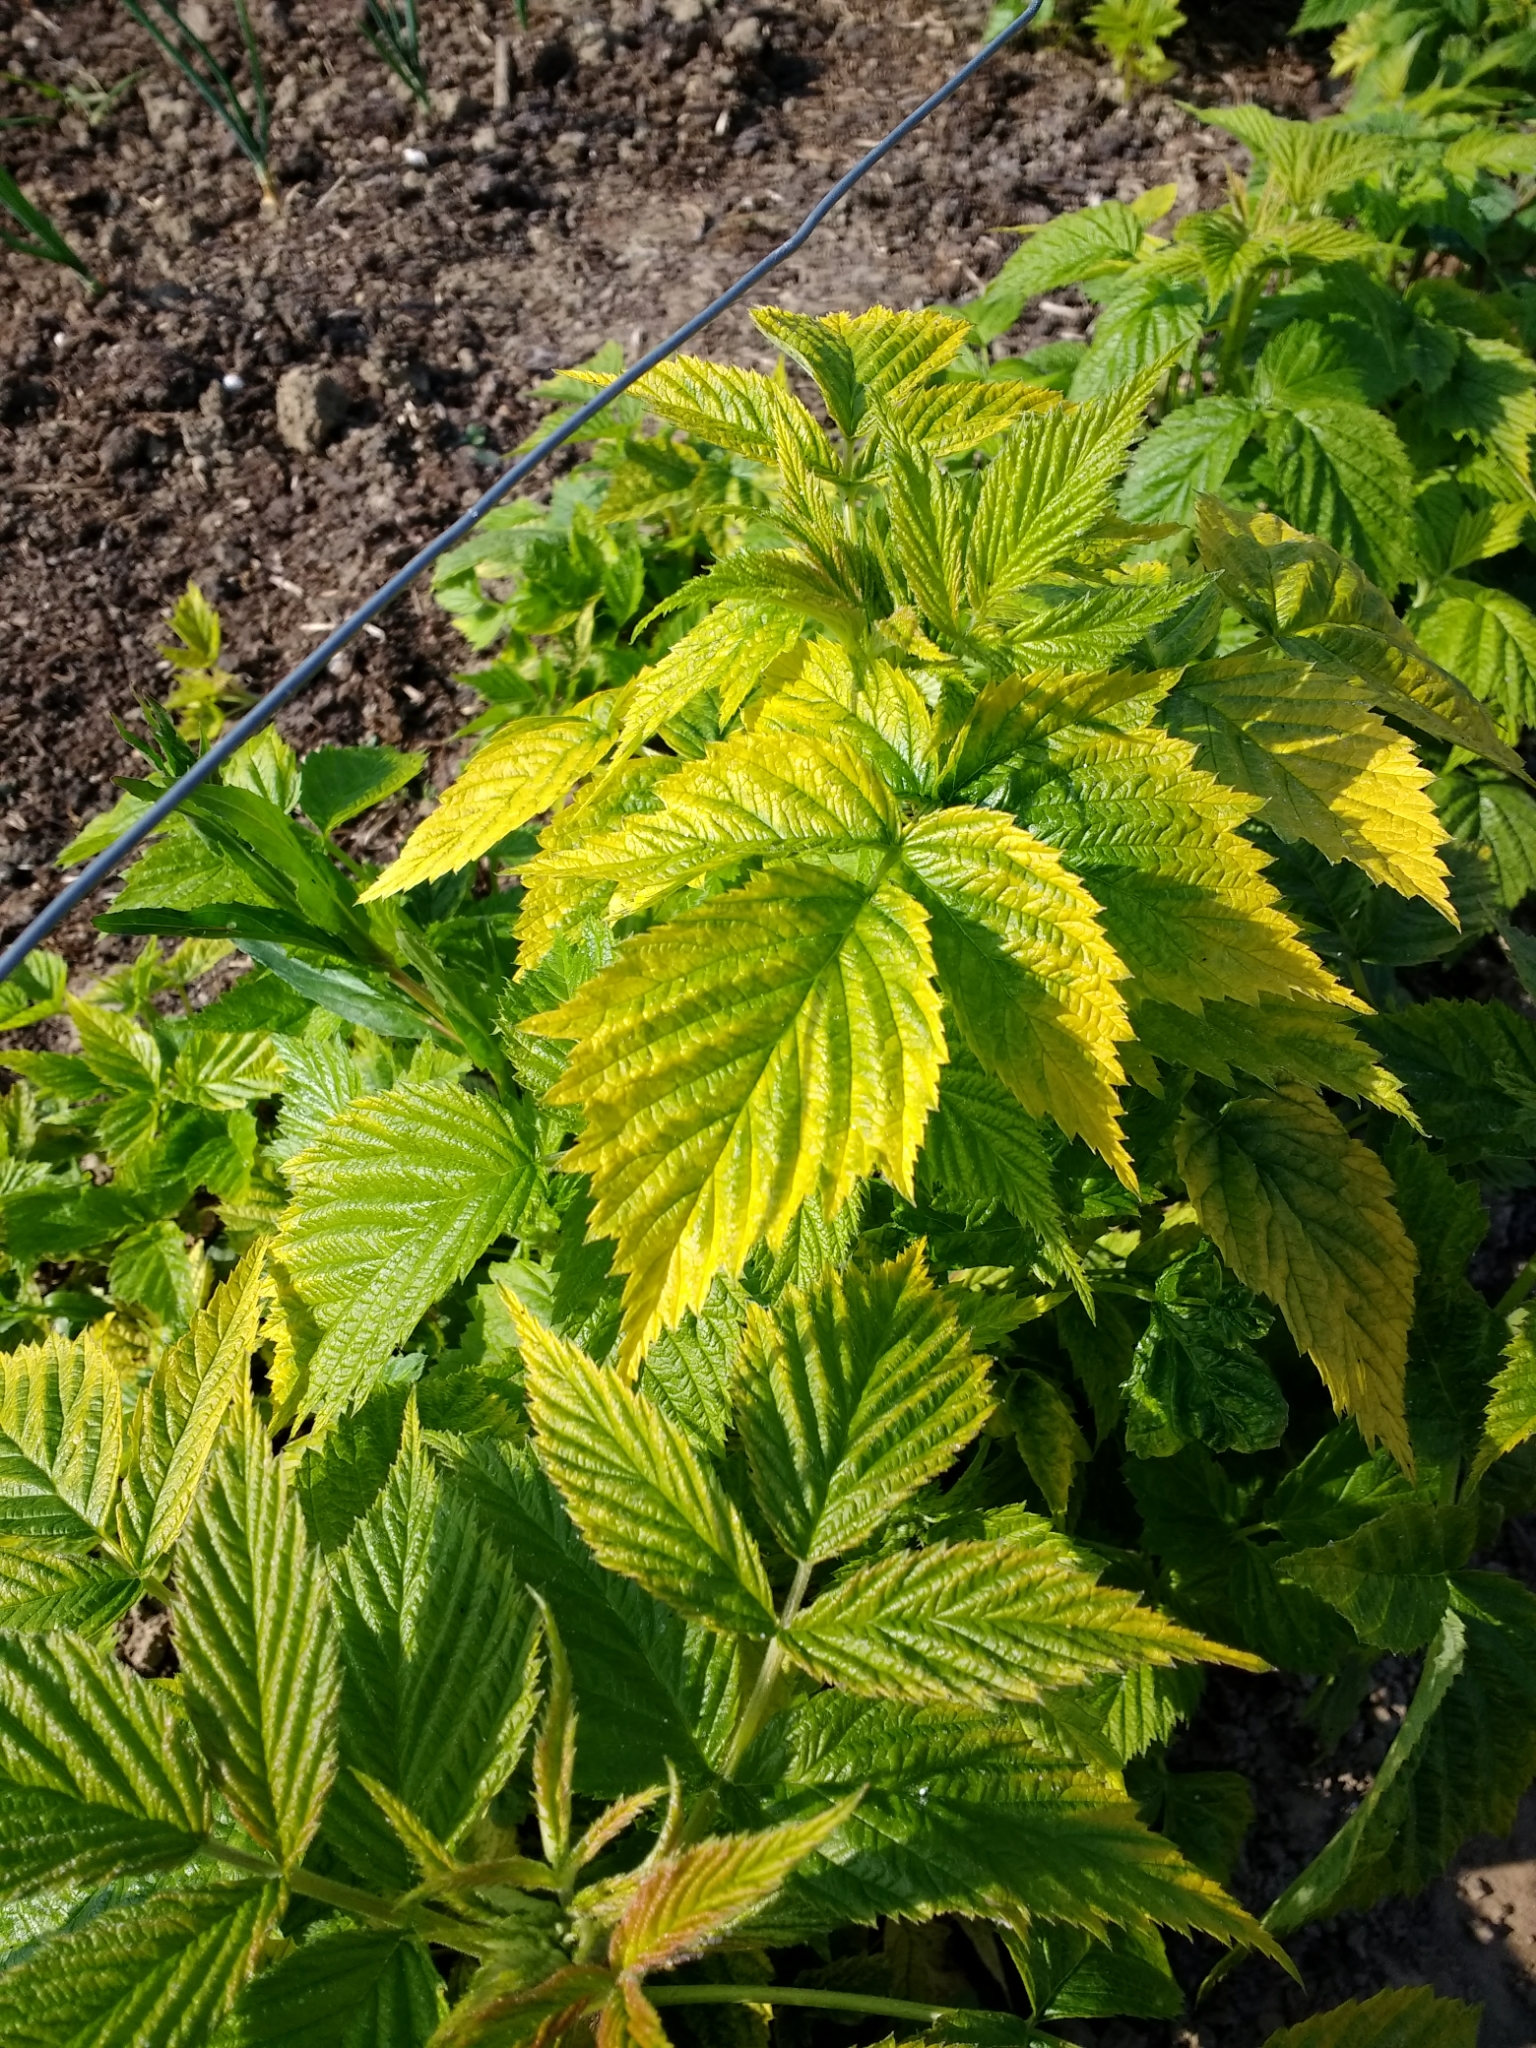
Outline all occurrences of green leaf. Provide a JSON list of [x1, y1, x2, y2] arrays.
[[324, 1404, 541, 1888], [919, 1041, 1078, 1269], [0, 1882, 275, 2047], [1266, 1574, 1536, 1931], [641, 1276, 744, 1454], [1176, 1089, 1416, 1471], [609, 1799, 860, 1976], [1197, 498, 1522, 775], [1130, 994, 1411, 1118], [1011, 1919, 1182, 2024], [753, 305, 971, 438], [0, 1633, 210, 1903], [177, 1417, 339, 1870], [108, 1221, 201, 1331], [0, 1328, 121, 1544], [117, 1243, 268, 1571], [1260, 1987, 1479, 2048], [1022, 726, 1356, 1020], [1151, 1767, 1253, 1885], [1003, 1370, 1091, 1518], [299, 746, 425, 836], [1119, 397, 1258, 525], [1359, 997, 1536, 1169], [736, 1249, 993, 1565], [1473, 1316, 1536, 1482], [448, 1439, 738, 1792], [748, 1692, 1281, 1961], [961, 202, 1150, 345], [523, 724, 899, 930], [1069, 258, 1208, 400], [967, 381, 1156, 612], [1263, 402, 1418, 592], [530, 864, 944, 1368], [518, 1304, 776, 1637], [1410, 578, 1536, 735], [0, 1541, 140, 1634], [616, 603, 807, 755], [1124, 1249, 1286, 1459], [783, 1532, 1262, 1707], [278, 1080, 537, 1421], [0, 950, 66, 1033], [1280, 1503, 1477, 1652], [295, 1384, 412, 1553], [216, 1923, 445, 2047]]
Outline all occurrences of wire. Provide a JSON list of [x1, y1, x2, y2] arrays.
[[0, 0, 1044, 986]]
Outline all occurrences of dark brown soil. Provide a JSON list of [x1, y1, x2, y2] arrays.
[[13, 2, 1536, 2041], [0, 0, 1318, 970]]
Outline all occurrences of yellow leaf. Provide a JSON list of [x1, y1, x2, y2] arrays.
[[1196, 498, 1523, 776], [615, 602, 807, 754], [523, 726, 899, 927], [530, 864, 945, 1367], [359, 713, 613, 901], [1166, 649, 1455, 918], [1032, 727, 1365, 1016], [900, 805, 1133, 1181]]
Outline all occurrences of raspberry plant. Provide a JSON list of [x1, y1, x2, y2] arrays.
[[2, 309, 1535, 2042]]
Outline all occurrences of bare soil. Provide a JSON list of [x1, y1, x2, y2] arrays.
[[7, 0, 1536, 2039], [0, 0, 1313, 967]]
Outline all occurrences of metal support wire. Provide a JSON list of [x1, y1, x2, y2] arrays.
[[0, 0, 1044, 985]]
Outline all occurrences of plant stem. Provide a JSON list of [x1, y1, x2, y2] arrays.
[[206, 1841, 491, 1956], [650, 1986, 958, 2024], [1497, 1247, 1536, 1319], [721, 1559, 812, 1782], [1217, 270, 1265, 393]]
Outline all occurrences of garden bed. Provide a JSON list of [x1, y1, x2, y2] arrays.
[[0, 0, 1305, 971], [4, 3, 1536, 2044]]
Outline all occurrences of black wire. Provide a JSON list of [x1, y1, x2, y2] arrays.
[[0, 0, 1044, 986]]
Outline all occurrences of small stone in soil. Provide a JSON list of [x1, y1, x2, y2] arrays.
[[275, 366, 350, 455]]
